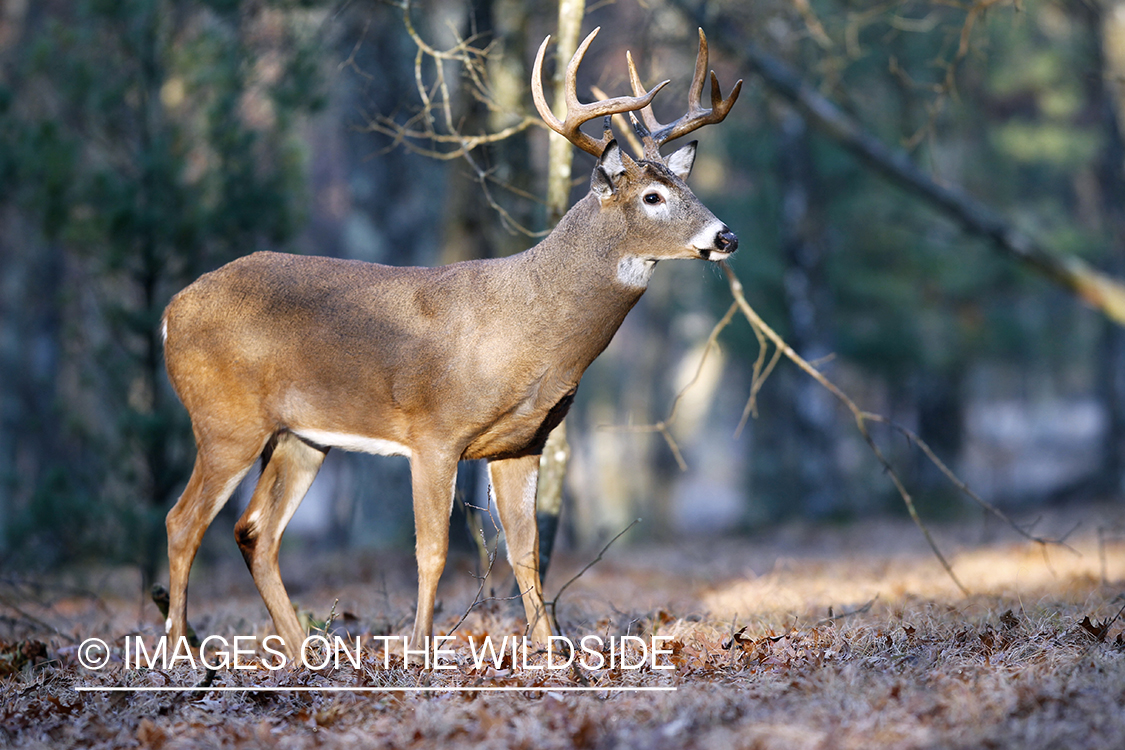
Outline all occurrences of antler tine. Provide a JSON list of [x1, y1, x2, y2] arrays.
[[532, 27, 669, 158], [626, 50, 663, 136], [629, 28, 743, 158], [686, 27, 710, 120]]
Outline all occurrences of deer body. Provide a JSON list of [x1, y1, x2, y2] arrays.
[[161, 28, 740, 661], [167, 200, 651, 467]]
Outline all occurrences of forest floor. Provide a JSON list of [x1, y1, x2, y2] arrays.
[[2, 501, 1125, 749]]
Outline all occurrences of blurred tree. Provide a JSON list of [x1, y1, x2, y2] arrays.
[[0, 0, 326, 580], [1078, 0, 1125, 499], [775, 109, 845, 517]]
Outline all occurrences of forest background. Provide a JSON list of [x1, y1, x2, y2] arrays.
[[1, 0, 1123, 585]]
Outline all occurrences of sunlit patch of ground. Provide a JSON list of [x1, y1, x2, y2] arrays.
[[2, 502, 1124, 749]]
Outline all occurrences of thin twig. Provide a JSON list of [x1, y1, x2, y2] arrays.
[[611, 262, 1076, 594], [735, 330, 783, 439], [547, 518, 641, 625], [367, 116, 540, 160], [459, 148, 549, 238], [600, 302, 738, 471], [0, 592, 77, 643], [817, 595, 878, 625], [446, 492, 518, 637], [863, 413, 1078, 553]]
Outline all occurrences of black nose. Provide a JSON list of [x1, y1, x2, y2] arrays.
[[716, 229, 738, 254]]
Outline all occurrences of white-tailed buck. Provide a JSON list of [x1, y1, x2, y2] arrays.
[[161, 27, 740, 659]]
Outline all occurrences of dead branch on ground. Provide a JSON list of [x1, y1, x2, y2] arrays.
[[817, 595, 879, 625]]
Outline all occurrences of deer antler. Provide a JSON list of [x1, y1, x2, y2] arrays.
[[532, 27, 669, 158], [626, 28, 743, 159]]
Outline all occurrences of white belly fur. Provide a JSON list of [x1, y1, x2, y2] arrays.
[[293, 428, 412, 458]]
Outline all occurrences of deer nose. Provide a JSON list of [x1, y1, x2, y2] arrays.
[[716, 229, 738, 254]]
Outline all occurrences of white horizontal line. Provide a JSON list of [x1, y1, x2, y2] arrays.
[[75, 685, 676, 693]]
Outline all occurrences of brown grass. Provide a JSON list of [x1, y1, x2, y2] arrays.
[[2, 503, 1124, 749]]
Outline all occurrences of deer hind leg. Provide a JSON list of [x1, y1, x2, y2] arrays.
[[233, 431, 327, 660], [406, 453, 458, 661], [165, 435, 261, 650], [489, 454, 552, 645]]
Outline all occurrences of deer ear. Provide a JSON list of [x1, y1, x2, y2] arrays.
[[592, 140, 629, 199], [665, 141, 697, 181]]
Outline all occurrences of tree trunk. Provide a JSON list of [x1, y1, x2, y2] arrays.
[[776, 109, 844, 517], [533, 0, 586, 582], [1089, 0, 1125, 496]]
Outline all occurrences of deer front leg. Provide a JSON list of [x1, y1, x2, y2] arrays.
[[489, 454, 552, 645], [407, 452, 458, 663], [234, 432, 327, 661]]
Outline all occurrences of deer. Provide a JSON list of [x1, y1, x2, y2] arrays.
[[160, 26, 741, 662]]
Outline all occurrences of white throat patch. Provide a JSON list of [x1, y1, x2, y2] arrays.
[[617, 256, 657, 288]]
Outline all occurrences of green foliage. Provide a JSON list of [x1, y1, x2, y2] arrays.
[[0, 0, 328, 574]]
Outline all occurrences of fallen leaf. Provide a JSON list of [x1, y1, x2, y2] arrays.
[[1079, 616, 1110, 642]]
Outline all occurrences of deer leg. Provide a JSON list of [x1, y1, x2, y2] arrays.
[[406, 453, 458, 661], [165, 441, 258, 650], [489, 454, 552, 645], [233, 431, 327, 660]]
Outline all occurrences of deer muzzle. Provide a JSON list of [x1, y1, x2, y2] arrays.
[[717, 229, 738, 254], [704, 228, 738, 260]]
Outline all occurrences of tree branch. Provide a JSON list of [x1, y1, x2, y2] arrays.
[[671, 1, 1125, 326], [720, 263, 970, 595]]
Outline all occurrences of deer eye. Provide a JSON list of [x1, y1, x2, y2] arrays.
[[643, 192, 664, 205]]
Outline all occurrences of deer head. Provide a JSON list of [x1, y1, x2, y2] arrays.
[[532, 27, 741, 284]]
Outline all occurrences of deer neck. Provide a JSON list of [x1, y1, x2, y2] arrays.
[[501, 195, 648, 378], [534, 195, 645, 305]]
